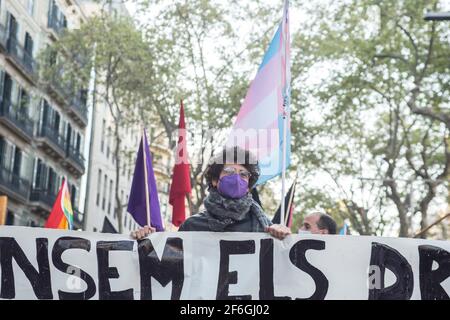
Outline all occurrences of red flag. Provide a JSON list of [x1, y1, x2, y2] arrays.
[[169, 100, 192, 227]]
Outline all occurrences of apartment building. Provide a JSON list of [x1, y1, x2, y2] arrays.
[[0, 0, 88, 228]]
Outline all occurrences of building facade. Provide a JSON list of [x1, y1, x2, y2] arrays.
[[0, 0, 88, 229]]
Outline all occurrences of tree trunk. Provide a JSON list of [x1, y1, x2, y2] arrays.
[[418, 183, 437, 239]]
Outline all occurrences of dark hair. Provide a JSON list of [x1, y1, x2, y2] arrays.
[[317, 213, 337, 235], [204, 146, 260, 189]]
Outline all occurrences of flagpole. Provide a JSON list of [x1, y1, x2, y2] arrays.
[[281, 123, 287, 227], [142, 129, 152, 227], [285, 169, 298, 225], [280, 0, 289, 227]]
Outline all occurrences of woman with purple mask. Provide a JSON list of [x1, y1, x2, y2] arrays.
[[132, 147, 291, 240]]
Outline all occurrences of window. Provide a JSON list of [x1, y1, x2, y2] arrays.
[[1, 139, 14, 173], [127, 195, 131, 229], [48, 0, 58, 27], [33, 158, 44, 189], [80, 89, 88, 106], [108, 179, 113, 215], [76, 133, 82, 154], [0, 137, 4, 168], [61, 14, 67, 29], [102, 174, 107, 211], [0, 140, 23, 180], [7, 12, 18, 42], [40, 99, 49, 130], [122, 190, 127, 226], [52, 111, 60, 134], [24, 32, 34, 67], [19, 88, 30, 116], [6, 210, 15, 226], [106, 127, 111, 159], [96, 169, 102, 206], [19, 150, 32, 181], [66, 122, 72, 150], [26, 0, 35, 16], [101, 119, 105, 153], [2, 72, 12, 105], [47, 167, 56, 195], [71, 185, 77, 210], [10, 78, 19, 107]]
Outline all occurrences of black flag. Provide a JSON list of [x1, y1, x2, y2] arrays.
[[272, 177, 297, 226]]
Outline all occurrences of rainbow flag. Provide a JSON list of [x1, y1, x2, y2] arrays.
[[226, 0, 291, 185], [45, 179, 74, 230]]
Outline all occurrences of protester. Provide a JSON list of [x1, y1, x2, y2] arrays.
[[298, 212, 337, 235], [132, 147, 291, 240]]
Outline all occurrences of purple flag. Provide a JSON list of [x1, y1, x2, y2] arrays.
[[127, 129, 164, 231]]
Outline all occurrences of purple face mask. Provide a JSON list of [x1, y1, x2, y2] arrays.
[[217, 174, 249, 199]]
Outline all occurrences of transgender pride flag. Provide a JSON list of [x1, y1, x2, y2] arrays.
[[226, 0, 291, 185]]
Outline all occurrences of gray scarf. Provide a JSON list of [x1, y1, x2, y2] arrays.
[[203, 189, 270, 232]]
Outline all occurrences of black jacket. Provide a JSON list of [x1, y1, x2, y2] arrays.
[[179, 208, 272, 232]]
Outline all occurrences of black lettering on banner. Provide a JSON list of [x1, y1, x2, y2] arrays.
[[289, 240, 328, 300], [259, 238, 290, 300], [138, 237, 184, 300], [97, 241, 134, 300], [217, 240, 255, 300], [368, 242, 414, 300], [419, 245, 450, 300], [52, 237, 96, 300], [0, 237, 52, 299]]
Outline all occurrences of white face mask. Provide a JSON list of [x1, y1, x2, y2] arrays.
[[298, 230, 311, 234]]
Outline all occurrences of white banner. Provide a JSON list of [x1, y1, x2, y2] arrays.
[[0, 226, 449, 300]]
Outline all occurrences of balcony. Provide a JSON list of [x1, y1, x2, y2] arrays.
[[0, 165, 30, 203], [153, 164, 170, 180], [0, 98, 34, 142], [45, 74, 71, 106], [35, 125, 66, 159], [6, 37, 38, 82], [67, 92, 88, 127], [47, 13, 66, 39], [62, 145, 85, 177], [30, 188, 57, 213]]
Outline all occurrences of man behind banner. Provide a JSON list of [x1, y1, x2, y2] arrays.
[[298, 212, 337, 235], [132, 147, 291, 240]]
